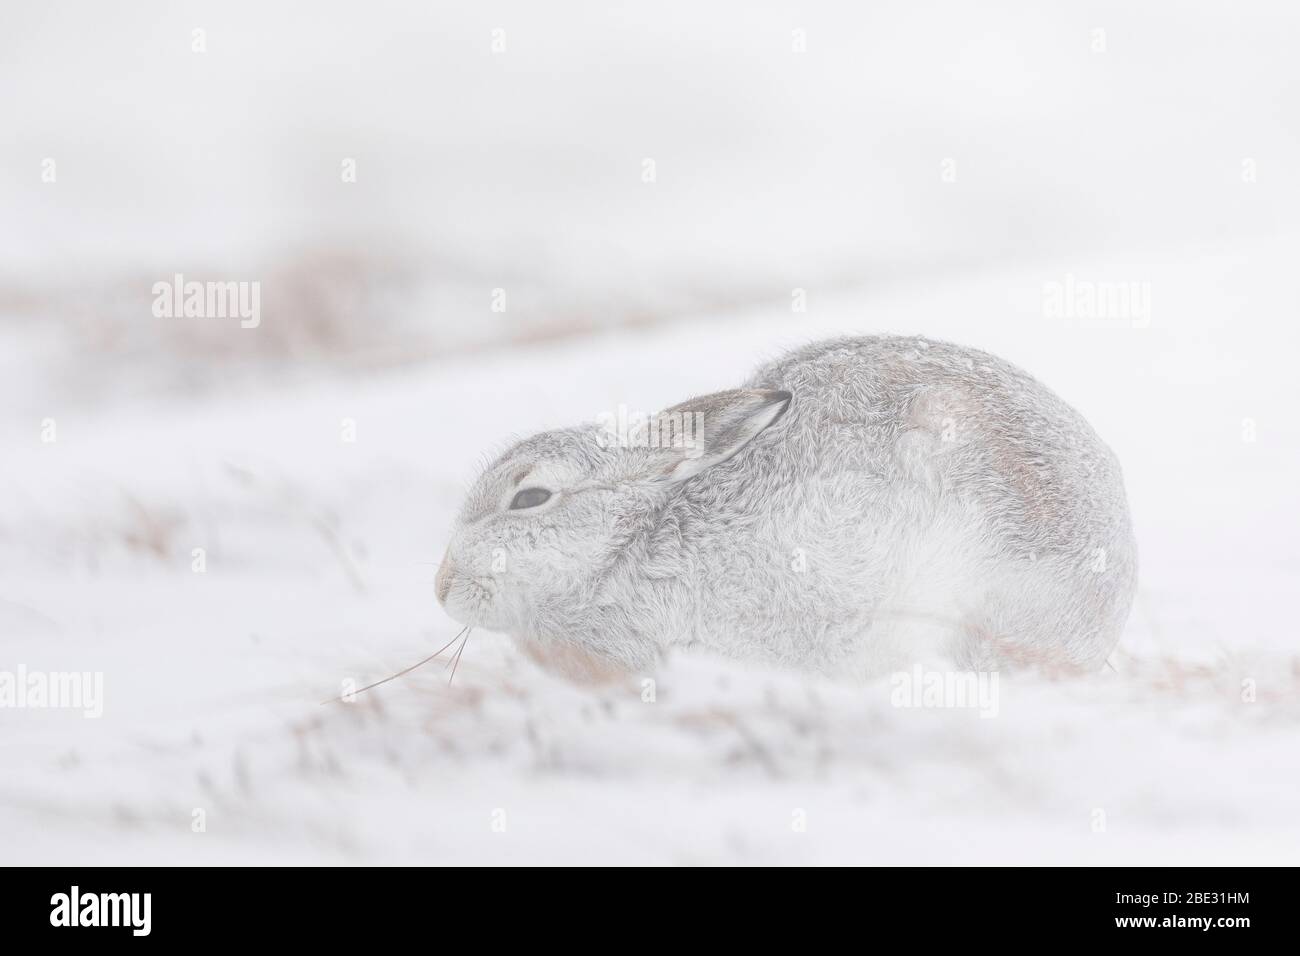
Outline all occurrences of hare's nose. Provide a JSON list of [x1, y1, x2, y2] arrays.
[[435, 550, 455, 604]]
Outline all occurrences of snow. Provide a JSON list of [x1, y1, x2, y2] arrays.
[[5, 243, 1299, 864], [2, 1, 1299, 865]]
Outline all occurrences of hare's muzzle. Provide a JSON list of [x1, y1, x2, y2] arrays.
[[435, 550, 455, 605]]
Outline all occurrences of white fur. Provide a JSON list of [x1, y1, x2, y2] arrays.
[[437, 336, 1137, 676]]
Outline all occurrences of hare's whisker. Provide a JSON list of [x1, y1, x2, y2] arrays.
[[448, 628, 474, 686], [319, 626, 468, 704]]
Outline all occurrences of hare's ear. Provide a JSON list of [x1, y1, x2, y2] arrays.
[[651, 388, 791, 483]]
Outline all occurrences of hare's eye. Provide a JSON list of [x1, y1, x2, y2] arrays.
[[509, 487, 552, 510]]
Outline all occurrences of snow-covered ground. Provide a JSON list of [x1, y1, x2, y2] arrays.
[[4, 234, 1299, 864], [2, 2, 1298, 865]]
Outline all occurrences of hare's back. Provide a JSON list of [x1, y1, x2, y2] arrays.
[[746, 335, 1133, 563]]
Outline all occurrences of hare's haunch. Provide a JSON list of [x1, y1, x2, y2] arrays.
[[437, 336, 1136, 677]]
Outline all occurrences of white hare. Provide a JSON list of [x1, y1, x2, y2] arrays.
[[436, 336, 1136, 677]]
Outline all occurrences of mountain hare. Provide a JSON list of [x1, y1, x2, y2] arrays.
[[436, 336, 1136, 677]]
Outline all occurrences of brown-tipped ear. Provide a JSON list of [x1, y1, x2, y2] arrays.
[[650, 388, 791, 483]]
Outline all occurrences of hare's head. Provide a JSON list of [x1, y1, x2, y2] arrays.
[[435, 388, 790, 635]]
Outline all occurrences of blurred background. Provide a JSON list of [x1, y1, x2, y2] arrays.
[[5, 1, 1298, 409], [2, 1, 1298, 864]]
